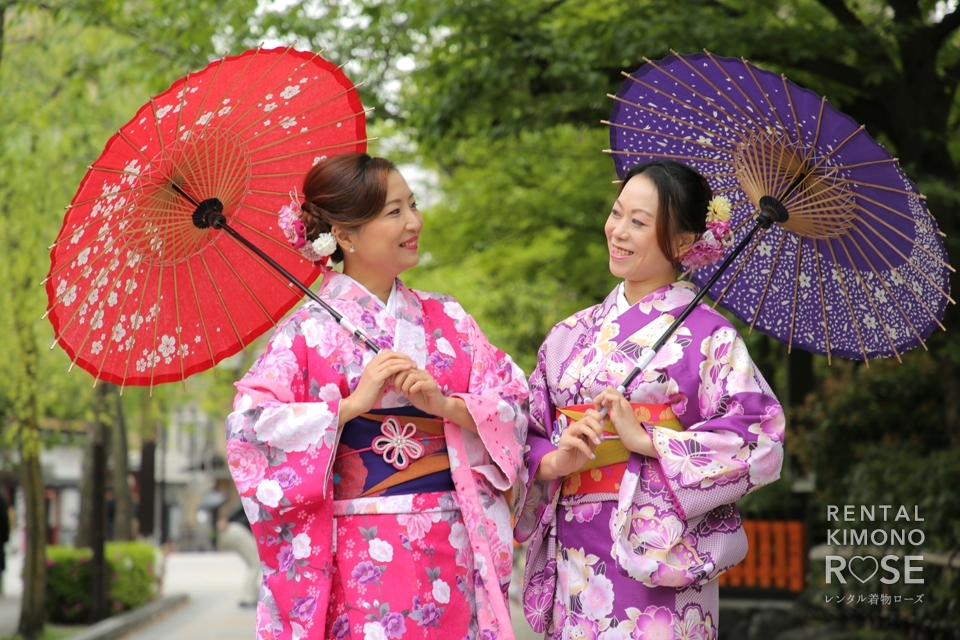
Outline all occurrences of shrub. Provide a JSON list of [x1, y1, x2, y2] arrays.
[[45, 542, 159, 624]]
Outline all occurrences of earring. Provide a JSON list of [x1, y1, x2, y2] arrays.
[[349, 245, 355, 253]]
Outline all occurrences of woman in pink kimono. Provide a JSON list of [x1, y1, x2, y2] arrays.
[[515, 161, 785, 639], [226, 152, 529, 640]]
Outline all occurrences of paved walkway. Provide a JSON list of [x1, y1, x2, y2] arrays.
[[122, 552, 255, 640]]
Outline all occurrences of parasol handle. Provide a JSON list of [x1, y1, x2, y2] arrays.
[[597, 197, 789, 419], [192, 199, 381, 354]]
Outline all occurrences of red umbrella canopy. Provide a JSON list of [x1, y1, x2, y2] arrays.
[[45, 46, 368, 389]]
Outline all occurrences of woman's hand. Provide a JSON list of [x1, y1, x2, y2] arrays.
[[339, 350, 416, 425], [593, 387, 656, 457], [536, 410, 605, 480], [393, 368, 449, 417], [393, 368, 480, 433]]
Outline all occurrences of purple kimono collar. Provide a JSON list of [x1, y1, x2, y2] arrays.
[[561, 280, 700, 402]]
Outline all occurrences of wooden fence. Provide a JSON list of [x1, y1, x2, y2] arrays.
[[718, 520, 806, 592]]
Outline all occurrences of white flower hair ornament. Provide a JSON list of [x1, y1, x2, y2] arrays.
[[679, 195, 734, 270], [277, 190, 337, 267]]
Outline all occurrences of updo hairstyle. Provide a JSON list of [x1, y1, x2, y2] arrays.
[[300, 152, 398, 263], [619, 160, 712, 269]]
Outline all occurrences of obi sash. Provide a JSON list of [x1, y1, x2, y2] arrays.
[[333, 407, 454, 500], [558, 402, 681, 496]]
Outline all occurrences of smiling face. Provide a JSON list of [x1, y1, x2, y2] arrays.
[[604, 173, 678, 286], [338, 169, 422, 290]]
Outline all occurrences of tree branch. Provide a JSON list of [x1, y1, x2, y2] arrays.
[[697, 0, 743, 19], [943, 58, 960, 89], [814, 0, 865, 29], [785, 57, 872, 95], [534, 0, 568, 19], [929, 6, 960, 50], [887, 0, 921, 21]]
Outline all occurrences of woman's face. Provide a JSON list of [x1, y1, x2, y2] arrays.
[[347, 170, 423, 279], [604, 173, 676, 283]]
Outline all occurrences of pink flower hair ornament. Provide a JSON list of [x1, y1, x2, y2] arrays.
[[679, 195, 734, 270], [277, 190, 337, 267]]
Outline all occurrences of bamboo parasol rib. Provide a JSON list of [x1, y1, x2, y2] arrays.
[[606, 50, 952, 363]]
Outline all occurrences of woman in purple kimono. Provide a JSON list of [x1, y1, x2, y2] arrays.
[[225, 153, 529, 640], [515, 161, 785, 639]]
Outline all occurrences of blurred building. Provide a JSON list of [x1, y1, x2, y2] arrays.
[[0, 402, 229, 552]]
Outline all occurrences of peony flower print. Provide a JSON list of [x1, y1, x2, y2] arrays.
[[368, 538, 394, 562], [227, 440, 268, 494], [255, 479, 283, 508]]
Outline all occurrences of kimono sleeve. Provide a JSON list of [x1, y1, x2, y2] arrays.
[[514, 337, 562, 544], [225, 311, 345, 501], [449, 312, 529, 492], [649, 325, 785, 522]]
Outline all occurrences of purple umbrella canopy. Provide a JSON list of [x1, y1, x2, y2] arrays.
[[606, 50, 954, 362]]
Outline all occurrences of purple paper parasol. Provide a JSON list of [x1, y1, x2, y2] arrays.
[[606, 51, 953, 362]]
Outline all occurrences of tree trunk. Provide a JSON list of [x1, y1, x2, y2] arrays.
[[11, 268, 45, 640], [17, 451, 45, 640], [139, 440, 156, 540], [2, 7, 46, 638], [89, 383, 111, 623], [111, 387, 134, 540], [786, 349, 815, 410], [74, 425, 94, 549], [940, 356, 960, 449]]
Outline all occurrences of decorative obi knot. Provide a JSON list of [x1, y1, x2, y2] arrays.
[[372, 416, 427, 470], [334, 409, 452, 500]]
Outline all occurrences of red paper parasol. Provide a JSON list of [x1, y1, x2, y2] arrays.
[[44, 46, 370, 389]]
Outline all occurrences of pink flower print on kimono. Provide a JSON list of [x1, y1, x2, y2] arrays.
[[228, 274, 528, 639], [228, 440, 269, 494], [254, 332, 299, 389]]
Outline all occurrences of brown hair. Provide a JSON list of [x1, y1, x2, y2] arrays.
[[618, 161, 712, 269], [300, 152, 398, 262]]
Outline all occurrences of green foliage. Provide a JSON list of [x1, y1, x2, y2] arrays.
[[404, 124, 618, 371], [793, 353, 948, 511], [259, 0, 960, 174], [0, 0, 265, 438], [44, 542, 159, 624], [792, 347, 960, 615]]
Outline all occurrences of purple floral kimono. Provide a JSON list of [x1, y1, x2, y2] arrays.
[[515, 281, 785, 639], [226, 272, 529, 639]]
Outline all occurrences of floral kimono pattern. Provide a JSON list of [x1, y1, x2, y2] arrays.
[[226, 272, 529, 639], [515, 281, 784, 639]]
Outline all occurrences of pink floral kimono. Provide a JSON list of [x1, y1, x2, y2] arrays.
[[515, 281, 785, 639], [226, 272, 529, 639]]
